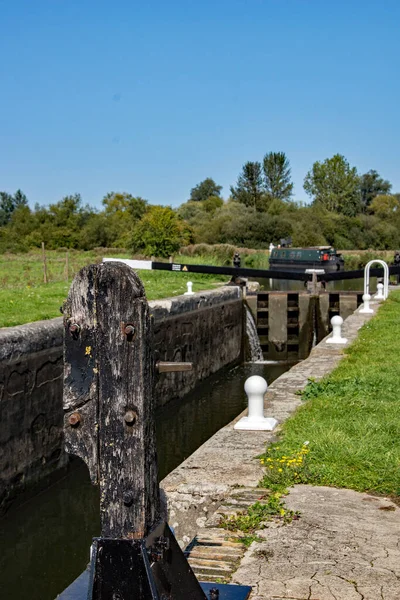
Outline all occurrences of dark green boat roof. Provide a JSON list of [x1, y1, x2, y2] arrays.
[[270, 247, 340, 260]]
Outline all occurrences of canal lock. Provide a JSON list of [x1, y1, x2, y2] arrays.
[[246, 289, 364, 362]]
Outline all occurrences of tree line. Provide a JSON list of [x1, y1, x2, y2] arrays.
[[1, 152, 399, 257]]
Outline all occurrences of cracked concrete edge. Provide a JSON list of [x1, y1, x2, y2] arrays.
[[232, 485, 400, 600], [160, 300, 378, 548]]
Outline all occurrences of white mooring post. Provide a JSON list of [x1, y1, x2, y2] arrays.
[[364, 259, 389, 300], [375, 282, 385, 300], [184, 281, 194, 295], [234, 375, 277, 431], [359, 293, 373, 314], [326, 315, 347, 344]]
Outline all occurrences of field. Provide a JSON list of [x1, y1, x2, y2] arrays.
[[0, 249, 234, 327]]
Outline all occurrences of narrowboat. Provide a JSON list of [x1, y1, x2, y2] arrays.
[[269, 246, 344, 272]]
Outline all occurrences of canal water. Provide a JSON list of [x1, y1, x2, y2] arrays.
[[0, 361, 290, 600]]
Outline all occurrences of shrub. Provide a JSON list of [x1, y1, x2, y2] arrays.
[[179, 243, 236, 265]]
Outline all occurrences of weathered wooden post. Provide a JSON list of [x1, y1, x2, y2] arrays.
[[64, 261, 159, 540], [60, 262, 251, 600], [61, 262, 202, 599]]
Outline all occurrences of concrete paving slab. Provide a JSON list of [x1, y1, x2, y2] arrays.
[[232, 485, 400, 600]]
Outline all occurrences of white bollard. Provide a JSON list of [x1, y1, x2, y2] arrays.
[[359, 293, 373, 314], [326, 315, 347, 344], [234, 375, 278, 431], [375, 283, 384, 300], [184, 281, 194, 295]]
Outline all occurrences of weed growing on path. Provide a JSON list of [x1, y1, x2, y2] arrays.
[[260, 442, 311, 488], [220, 495, 299, 534]]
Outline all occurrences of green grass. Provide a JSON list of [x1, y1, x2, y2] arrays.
[[237, 534, 264, 548], [0, 250, 228, 327], [0, 282, 71, 327], [259, 290, 400, 500], [220, 496, 299, 534]]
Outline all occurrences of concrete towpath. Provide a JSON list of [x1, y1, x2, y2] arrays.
[[232, 485, 400, 600], [161, 294, 400, 599]]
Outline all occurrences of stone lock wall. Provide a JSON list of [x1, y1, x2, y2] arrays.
[[0, 319, 66, 511], [0, 286, 243, 512], [151, 287, 244, 406]]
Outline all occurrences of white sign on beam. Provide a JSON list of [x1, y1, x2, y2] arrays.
[[103, 258, 153, 270]]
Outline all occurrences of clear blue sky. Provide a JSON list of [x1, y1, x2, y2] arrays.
[[1, 0, 399, 209]]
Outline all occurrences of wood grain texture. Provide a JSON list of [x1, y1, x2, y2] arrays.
[[63, 262, 160, 538], [63, 266, 99, 483]]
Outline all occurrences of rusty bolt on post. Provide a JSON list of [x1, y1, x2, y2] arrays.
[[69, 323, 80, 336], [123, 324, 135, 337], [69, 412, 81, 427], [156, 536, 170, 551], [124, 410, 137, 425], [123, 491, 134, 507]]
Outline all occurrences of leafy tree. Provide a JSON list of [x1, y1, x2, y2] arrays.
[[230, 161, 264, 210], [189, 178, 222, 202], [101, 192, 148, 247], [131, 206, 193, 257], [266, 198, 294, 216], [262, 152, 293, 200], [0, 189, 28, 226], [127, 196, 148, 221], [177, 201, 205, 223], [13, 189, 28, 208], [201, 195, 224, 213], [0, 193, 14, 226], [359, 170, 392, 211], [79, 213, 110, 249], [48, 194, 89, 227], [102, 192, 147, 220], [191, 201, 293, 248], [369, 194, 400, 219], [0, 202, 31, 252], [304, 154, 361, 216], [8, 204, 34, 237], [17, 194, 96, 249], [177, 196, 223, 226]]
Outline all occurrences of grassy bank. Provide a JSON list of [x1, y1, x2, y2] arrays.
[[0, 250, 230, 327], [260, 289, 400, 500]]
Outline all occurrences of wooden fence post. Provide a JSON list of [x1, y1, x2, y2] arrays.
[[65, 250, 69, 281], [63, 262, 159, 538], [42, 241, 48, 284]]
